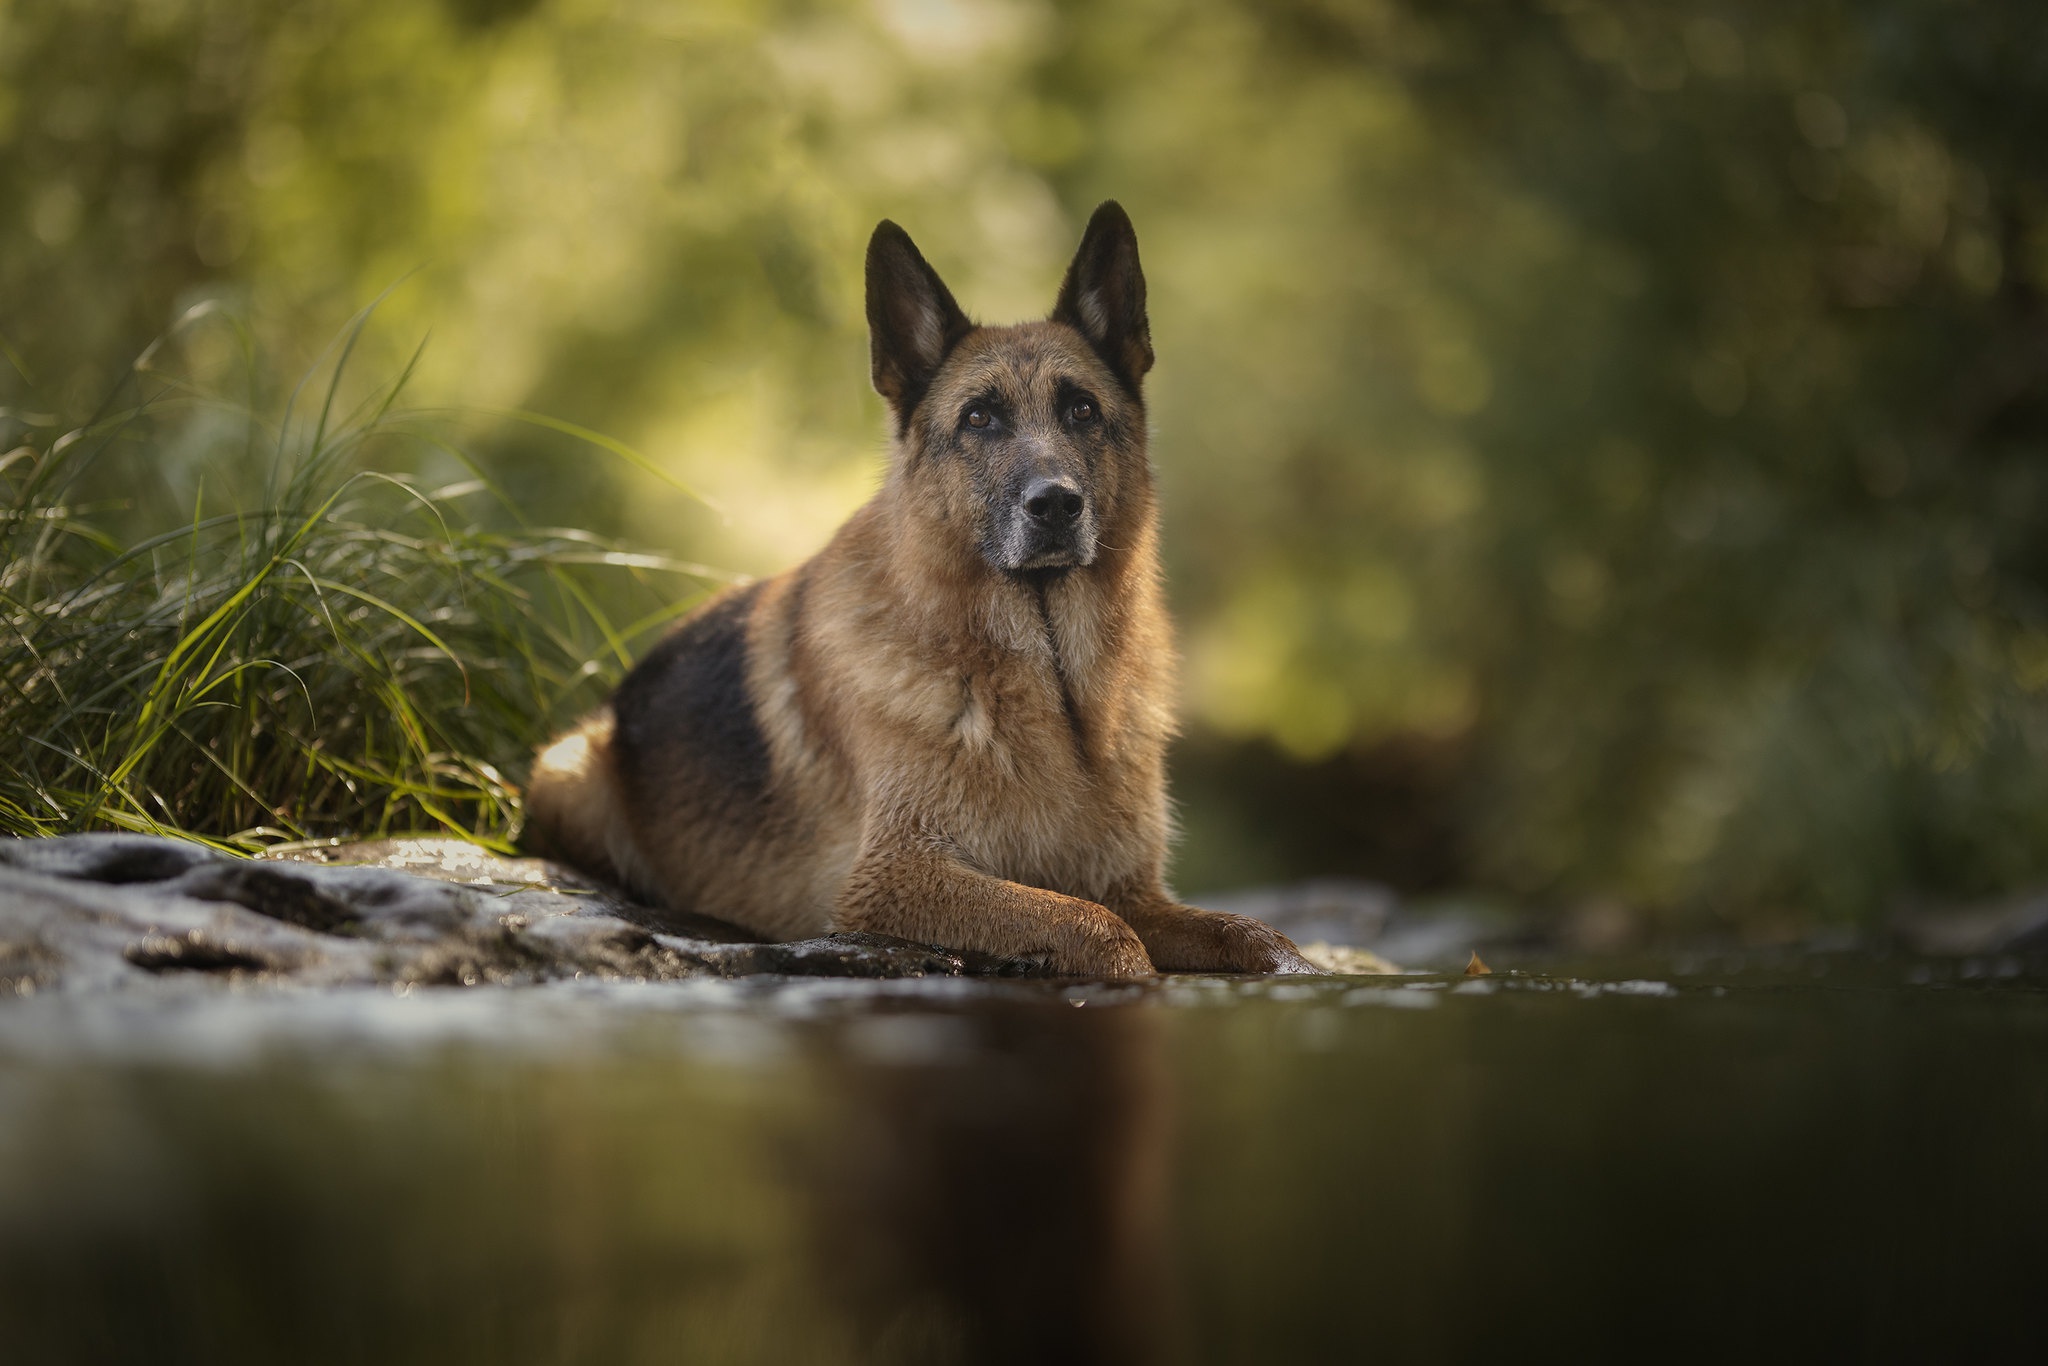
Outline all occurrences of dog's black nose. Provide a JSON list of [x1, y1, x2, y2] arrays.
[[1022, 477, 1085, 525]]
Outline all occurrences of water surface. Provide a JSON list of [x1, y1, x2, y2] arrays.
[[2, 958, 2042, 1363]]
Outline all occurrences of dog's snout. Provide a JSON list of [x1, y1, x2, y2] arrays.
[[1022, 477, 1085, 525]]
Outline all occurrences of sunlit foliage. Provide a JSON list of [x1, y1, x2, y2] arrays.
[[0, 307, 721, 845], [5, 0, 2047, 919]]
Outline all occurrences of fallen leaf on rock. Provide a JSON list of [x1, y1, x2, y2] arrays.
[[1465, 950, 1492, 976]]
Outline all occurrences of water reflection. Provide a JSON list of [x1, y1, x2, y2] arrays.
[[811, 1004, 1169, 1365], [0, 968, 2044, 1363]]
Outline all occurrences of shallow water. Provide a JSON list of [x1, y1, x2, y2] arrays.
[[2, 959, 2044, 1364]]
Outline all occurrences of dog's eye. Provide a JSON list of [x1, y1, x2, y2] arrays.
[[1069, 401, 1096, 424], [964, 408, 992, 430]]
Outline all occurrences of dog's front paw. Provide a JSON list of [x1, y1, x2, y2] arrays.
[[1154, 909, 1321, 975], [1216, 913, 1321, 975], [1053, 917, 1157, 980]]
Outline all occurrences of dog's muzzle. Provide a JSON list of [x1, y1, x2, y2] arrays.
[[1003, 475, 1096, 570]]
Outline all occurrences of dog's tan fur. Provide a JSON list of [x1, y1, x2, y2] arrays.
[[526, 203, 1313, 977]]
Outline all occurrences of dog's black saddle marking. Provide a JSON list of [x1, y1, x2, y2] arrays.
[[614, 582, 772, 805]]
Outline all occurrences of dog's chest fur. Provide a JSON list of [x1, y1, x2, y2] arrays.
[[772, 557, 1169, 903], [922, 600, 1158, 899]]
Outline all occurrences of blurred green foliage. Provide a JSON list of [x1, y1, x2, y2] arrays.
[[0, 303, 720, 846], [5, 0, 2048, 924]]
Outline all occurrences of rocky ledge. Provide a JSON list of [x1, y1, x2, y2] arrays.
[[0, 834, 1391, 996], [0, 834, 997, 997]]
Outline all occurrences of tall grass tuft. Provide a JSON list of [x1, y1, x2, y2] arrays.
[[0, 305, 725, 851]]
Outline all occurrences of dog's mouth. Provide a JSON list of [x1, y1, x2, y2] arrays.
[[993, 537, 1096, 574], [991, 507, 1098, 573], [1015, 546, 1088, 571]]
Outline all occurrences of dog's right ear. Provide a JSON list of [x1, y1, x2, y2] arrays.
[[866, 221, 972, 428], [1052, 201, 1153, 396]]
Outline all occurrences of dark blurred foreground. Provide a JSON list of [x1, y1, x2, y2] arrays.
[[1, 964, 2043, 1364]]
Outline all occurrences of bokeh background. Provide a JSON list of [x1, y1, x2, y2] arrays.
[[6, 0, 2048, 933]]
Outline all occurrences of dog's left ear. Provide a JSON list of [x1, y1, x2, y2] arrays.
[[867, 220, 973, 428], [1052, 200, 1154, 394]]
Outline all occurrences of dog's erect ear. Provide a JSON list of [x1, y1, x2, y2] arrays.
[[1052, 200, 1154, 394], [867, 220, 973, 425]]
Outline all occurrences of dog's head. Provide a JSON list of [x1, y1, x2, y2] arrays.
[[866, 202, 1155, 575]]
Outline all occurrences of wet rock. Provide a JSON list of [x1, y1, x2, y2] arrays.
[[689, 932, 968, 979], [262, 837, 759, 942], [0, 834, 979, 995], [1895, 890, 2048, 956], [1294, 942, 1401, 975], [1197, 879, 1522, 971]]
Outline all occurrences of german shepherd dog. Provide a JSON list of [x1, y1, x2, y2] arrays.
[[526, 202, 1314, 978]]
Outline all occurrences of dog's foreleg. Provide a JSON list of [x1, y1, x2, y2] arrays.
[[835, 824, 1155, 979], [1104, 882, 1320, 975]]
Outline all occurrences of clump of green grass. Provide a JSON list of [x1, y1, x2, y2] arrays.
[[0, 306, 722, 851]]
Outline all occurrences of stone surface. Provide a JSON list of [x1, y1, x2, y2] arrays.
[[1198, 878, 1505, 971], [1894, 889, 2048, 956], [0, 835, 1433, 998], [0, 834, 975, 996], [1293, 942, 1402, 975]]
